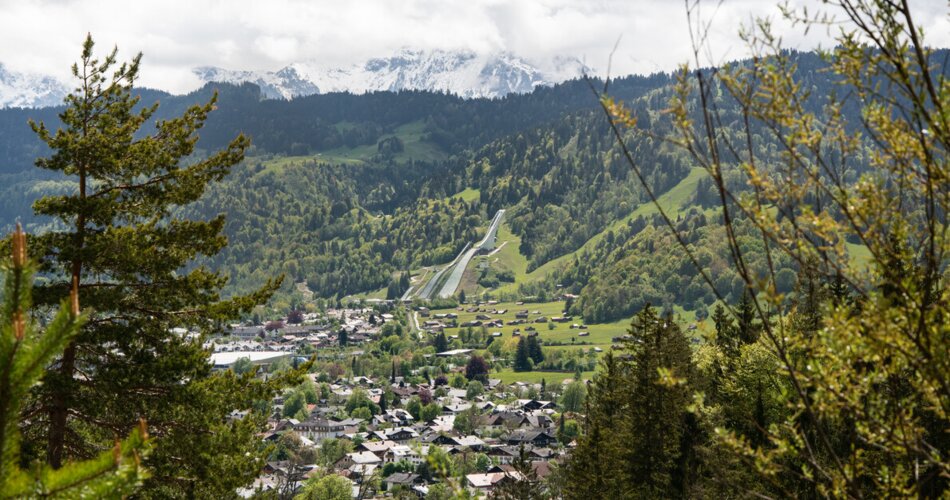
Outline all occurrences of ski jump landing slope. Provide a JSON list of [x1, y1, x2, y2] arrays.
[[411, 209, 505, 301]]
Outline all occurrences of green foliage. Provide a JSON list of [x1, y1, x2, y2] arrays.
[[527, 335, 544, 363], [557, 418, 580, 445], [433, 332, 448, 353], [513, 337, 532, 372], [465, 380, 484, 400], [231, 356, 255, 375], [453, 406, 479, 436], [594, 2, 950, 496], [565, 306, 698, 498], [0, 227, 150, 498], [559, 381, 586, 413], [419, 403, 441, 423], [283, 391, 308, 419], [295, 473, 352, 500], [316, 438, 353, 468], [345, 389, 380, 416]]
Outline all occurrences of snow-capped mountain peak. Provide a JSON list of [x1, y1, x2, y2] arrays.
[[196, 49, 588, 100], [0, 63, 69, 109], [0, 50, 589, 108]]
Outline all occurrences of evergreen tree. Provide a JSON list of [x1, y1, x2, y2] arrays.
[[527, 335, 544, 364], [733, 289, 760, 345], [565, 306, 698, 498], [338, 328, 348, 346], [564, 352, 627, 497], [623, 307, 696, 497], [1, 226, 150, 497], [433, 331, 448, 353], [513, 337, 532, 372], [711, 303, 737, 358], [24, 37, 295, 497]]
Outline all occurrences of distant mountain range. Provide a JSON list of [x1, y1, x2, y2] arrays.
[[194, 50, 589, 100], [0, 49, 589, 108], [0, 63, 69, 108]]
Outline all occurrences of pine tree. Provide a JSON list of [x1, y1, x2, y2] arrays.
[[1, 226, 150, 497], [527, 335, 544, 364], [433, 331, 448, 353], [711, 303, 737, 358], [338, 328, 348, 346], [565, 306, 698, 498], [564, 352, 627, 497], [378, 391, 388, 414], [623, 306, 696, 497], [24, 36, 295, 497], [734, 289, 760, 345], [514, 336, 531, 372]]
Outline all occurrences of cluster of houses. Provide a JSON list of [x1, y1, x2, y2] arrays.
[[208, 307, 389, 370], [248, 375, 572, 498]]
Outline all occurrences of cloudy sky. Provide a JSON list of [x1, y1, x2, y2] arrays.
[[1, 0, 947, 94]]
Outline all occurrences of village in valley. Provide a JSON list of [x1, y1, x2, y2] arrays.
[[210, 296, 618, 498]]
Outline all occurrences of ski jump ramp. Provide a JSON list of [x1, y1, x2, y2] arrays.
[[409, 209, 505, 301]]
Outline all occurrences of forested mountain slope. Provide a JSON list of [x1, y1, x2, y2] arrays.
[[0, 50, 908, 322]]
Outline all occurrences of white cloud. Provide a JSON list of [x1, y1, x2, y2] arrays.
[[0, 0, 945, 93]]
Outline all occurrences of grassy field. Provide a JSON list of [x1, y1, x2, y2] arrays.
[[429, 300, 624, 382], [427, 299, 704, 384], [429, 300, 629, 346], [448, 187, 481, 203], [341, 286, 388, 302], [258, 120, 446, 172], [845, 241, 873, 268], [492, 369, 595, 385]]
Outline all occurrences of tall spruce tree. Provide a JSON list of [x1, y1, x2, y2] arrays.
[[527, 335, 544, 364], [565, 305, 697, 498], [564, 352, 627, 497], [24, 36, 294, 497], [433, 331, 448, 353], [513, 336, 531, 372]]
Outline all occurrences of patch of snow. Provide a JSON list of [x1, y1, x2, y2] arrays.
[[0, 63, 68, 108]]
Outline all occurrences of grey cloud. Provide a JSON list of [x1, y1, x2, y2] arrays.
[[0, 0, 946, 93]]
